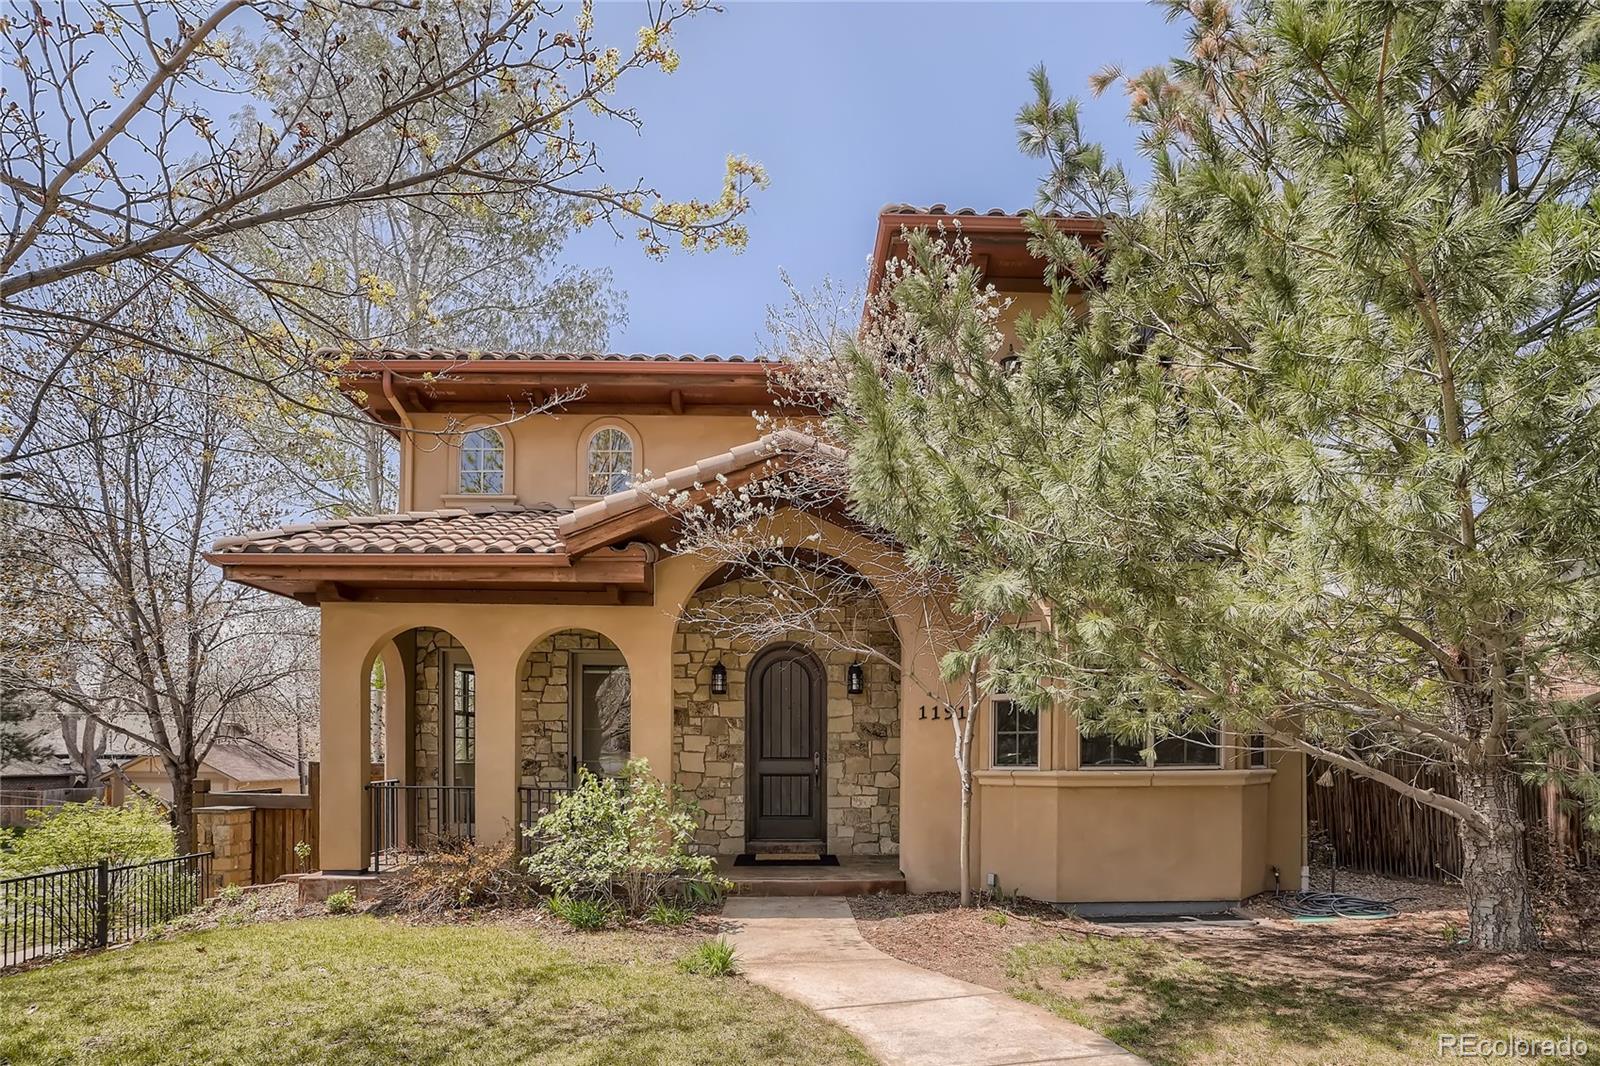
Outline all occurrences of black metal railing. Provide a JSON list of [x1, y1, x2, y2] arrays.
[[1, 852, 212, 970], [517, 786, 571, 855], [366, 781, 475, 872]]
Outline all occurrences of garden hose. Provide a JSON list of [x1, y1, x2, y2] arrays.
[[1273, 890, 1411, 921]]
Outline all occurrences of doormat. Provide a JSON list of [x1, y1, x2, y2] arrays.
[[733, 854, 840, 867]]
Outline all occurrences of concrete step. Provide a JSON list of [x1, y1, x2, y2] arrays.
[[722, 858, 906, 897]]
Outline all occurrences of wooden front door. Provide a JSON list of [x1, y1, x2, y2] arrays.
[[746, 645, 826, 845]]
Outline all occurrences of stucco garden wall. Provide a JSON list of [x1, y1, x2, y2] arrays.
[[672, 575, 901, 857]]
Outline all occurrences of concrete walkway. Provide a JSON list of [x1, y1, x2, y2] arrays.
[[721, 897, 1148, 1066]]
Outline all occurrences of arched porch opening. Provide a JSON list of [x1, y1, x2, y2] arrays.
[[515, 628, 632, 824], [671, 549, 901, 858]]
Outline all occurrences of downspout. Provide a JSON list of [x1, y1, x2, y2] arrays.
[[382, 369, 415, 512]]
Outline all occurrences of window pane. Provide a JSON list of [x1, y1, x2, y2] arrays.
[[1080, 732, 1143, 767], [991, 699, 1038, 768], [579, 664, 631, 776], [1153, 729, 1219, 767], [459, 430, 505, 494], [587, 427, 634, 496]]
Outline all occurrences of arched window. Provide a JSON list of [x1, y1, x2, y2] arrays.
[[458, 428, 506, 494], [586, 426, 634, 496]]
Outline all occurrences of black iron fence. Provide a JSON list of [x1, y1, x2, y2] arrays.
[[366, 781, 475, 872], [1, 852, 213, 970], [365, 781, 573, 870], [518, 786, 571, 855]]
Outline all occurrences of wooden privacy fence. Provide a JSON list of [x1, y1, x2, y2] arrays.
[[1308, 757, 1596, 882], [195, 791, 319, 885]]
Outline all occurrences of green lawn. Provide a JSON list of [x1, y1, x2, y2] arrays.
[[1, 917, 873, 1066], [1005, 935, 1600, 1066]]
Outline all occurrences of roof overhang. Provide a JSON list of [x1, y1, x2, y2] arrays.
[[868, 206, 1106, 296], [335, 356, 783, 427], [206, 544, 656, 606]]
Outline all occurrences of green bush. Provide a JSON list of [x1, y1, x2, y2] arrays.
[[678, 937, 736, 977], [524, 759, 725, 916], [324, 888, 357, 914], [217, 884, 245, 904], [547, 892, 617, 930], [0, 800, 174, 876]]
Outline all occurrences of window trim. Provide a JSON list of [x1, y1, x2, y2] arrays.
[[990, 695, 1040, 770]]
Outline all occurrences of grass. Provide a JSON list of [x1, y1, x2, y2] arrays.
[[1004, 934, 1600, 1066], [678, 937, 736, 977], [0, 917, 872, 1066]]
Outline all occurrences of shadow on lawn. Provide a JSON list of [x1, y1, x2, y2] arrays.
[[1004, 934, 1593, 1066]]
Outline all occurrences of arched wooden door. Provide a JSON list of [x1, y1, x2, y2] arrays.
[[745, 644, 826, 846]]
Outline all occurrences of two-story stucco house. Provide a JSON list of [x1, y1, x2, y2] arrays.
[[210, 206, 1307, 908]]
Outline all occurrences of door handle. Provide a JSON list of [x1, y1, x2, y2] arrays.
[[813, 751, 820, 779]]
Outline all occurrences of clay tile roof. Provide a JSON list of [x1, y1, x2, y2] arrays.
[[559, 429, 842, 535], [337, 349, 776, 364], [210, 504, 568, 556], [879, 203, 1107, 221]]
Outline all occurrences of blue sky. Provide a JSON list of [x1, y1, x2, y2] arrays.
[[566, 1, 1187, 355]]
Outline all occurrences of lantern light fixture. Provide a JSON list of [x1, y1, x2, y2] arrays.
[[710, 660, 728, 696], [847, 661, 865, 695]]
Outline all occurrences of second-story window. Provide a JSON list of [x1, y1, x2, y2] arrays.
[[458, 428, 506, 494], [586, 426, 634, 496]]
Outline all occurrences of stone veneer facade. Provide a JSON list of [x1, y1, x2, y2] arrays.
[[413, 627, 619, 789], [672, 577, 901, 857]]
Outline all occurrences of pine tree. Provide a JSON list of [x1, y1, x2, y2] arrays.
[[837, 1, 1599, 951]]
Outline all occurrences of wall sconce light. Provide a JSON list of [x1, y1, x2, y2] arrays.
[[710, 661, 728, 696], [847, 661, 865, 695]]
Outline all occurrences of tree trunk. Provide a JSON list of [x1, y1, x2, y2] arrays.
[[1456, 761, 1538, 950], [170, 763, 197, 855], [958, 759, 972, 907]]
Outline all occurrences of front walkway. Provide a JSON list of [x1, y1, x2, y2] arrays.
[[721, 898, 1148, 1066]]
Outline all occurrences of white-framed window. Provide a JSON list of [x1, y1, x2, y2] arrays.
[[991, 696, 1039, 768], [458, 428, 506, 494], [586, 426, 635, 496]]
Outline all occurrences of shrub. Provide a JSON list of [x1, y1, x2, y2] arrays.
[[292, 840, 311, 872], [524, 760, 726, 916], [0, 800, 174, 876], [678, 937, 736, 977], [548, 892, 616, 930], [390, 839, 536, 914], [217, 884, 245, 904], [325, 888, 358, 914]]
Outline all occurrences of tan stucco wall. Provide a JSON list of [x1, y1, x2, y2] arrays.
[[321, 509, 1306, 898], [406, 411, 765, 511], [670, 573, 900, 857]]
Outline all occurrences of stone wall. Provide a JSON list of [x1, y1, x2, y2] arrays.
[[672, 576, 900, 857], [411, 627, 618, 789]]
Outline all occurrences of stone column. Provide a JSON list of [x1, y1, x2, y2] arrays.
[[318, 608, 372, 873], [193, 806, 254, 891], [380, 634, 415, 844]]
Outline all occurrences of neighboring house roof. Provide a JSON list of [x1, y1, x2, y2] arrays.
[[0, 758, 73, 780], [123, 734, 300, 784], [211, 503, 567, 556], [201, 736, 301, 783]]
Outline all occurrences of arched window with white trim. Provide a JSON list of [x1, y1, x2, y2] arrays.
[[585, 426, 635, 496], [458, 428, 506, 494]]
